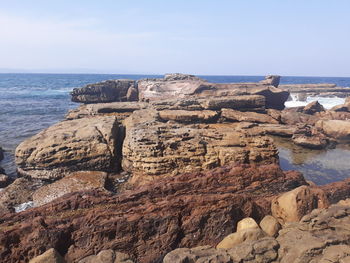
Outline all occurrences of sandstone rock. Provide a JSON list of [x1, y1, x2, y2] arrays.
[[122, 110, 278, 183], [165, 237, 279, 263], [78, 250, 134, 263], [71, 79, 137, 103], [277, 204, 350, 263], [259, 124, 296, 137], [249, 86, 289, 110], [236, 217, 259, 232], [292, 124, 330, 149], [315, 120, 350, 139], [321, 178, 350, 204], [163, 246, 232, 263], [271, 185, 329, 224], [216, 228, 266, 249], [281, 109, 319, 125], [302, 100, 325, 115], [16, 116, 121, 180], [137, 76, 207, 101], [29, 248, 65, 263], [221, 108, 278, 124], [259, 75, 280, 87], [65, 102, 148, 120], [199, 95, 266, 111], [0, 164, 306, 263], [259, 215, 281, 237], [316, 110, 350, 121], [33, 171, 107, 207], [0, 177, 44, 215], [330, 98, 350, 112], [158, 109, 219, 123]]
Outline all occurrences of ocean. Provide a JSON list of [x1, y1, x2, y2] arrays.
[[1, 73, 350, 184]]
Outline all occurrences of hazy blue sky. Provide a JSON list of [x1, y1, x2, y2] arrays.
[[1, 0, 349, 76]]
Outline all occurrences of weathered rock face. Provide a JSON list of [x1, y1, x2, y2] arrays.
[[65, 102, 148, 120], [15, 116, 121, 180], [122, 109, 278, 184], [0, 177, 44, 215], [302, 100, 325, 115], [292, 124, 330, 149], [277, 203, 350, 262], [164, 202, 350, 263], [71, 80, 137, 103], [32, 171, 107, 207], [0, 164, 306, 263], [271, 185, 329, 224], [221, 108, 278, 124]]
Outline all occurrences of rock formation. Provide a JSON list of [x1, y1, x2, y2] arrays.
[[0, 164, 306, 263], [163, 199, 350, 263], [71, 80, 138, 103], [15, 116, 121, 180]]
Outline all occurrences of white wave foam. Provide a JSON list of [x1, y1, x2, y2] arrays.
[[285, 94, 345, 109]]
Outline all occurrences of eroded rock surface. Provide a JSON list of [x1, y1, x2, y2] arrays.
[[71, 79, 137, 103], [0, 164, 306, 263], [15, 116, 121, 180], [122, 109, 278, 184]]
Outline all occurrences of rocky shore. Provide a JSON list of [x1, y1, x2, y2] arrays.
[[0, 74, 349, 263]]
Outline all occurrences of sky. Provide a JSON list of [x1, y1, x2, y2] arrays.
[[0, 0, 349, 76]]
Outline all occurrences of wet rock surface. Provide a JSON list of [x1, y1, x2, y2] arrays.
[[0, 164, 306, 263]]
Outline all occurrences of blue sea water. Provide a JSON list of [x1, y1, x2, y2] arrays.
[[0, 73, 350, 184]]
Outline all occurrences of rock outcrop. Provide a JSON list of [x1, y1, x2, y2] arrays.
[[315, 119, 350, 139], [122, 109, 278, 184], [163, 202, 350, 263], [78, 250, 134, 263], [71, 74, 290, 110], [271, 185, 329, 224], [15, 116, 121, 180], [71, 80, 137, 103], [0, 164, 306, 263]]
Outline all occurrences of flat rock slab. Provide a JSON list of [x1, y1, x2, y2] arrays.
[[15, 116, 121, 180], [33, 171, 107, 207]]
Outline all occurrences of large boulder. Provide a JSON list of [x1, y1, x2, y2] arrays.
[[71, 79, 137, 103], [302, 100, 325, 115], [0, 164, 306, 263], [15, 116, 121, 180], [249, 86, 289, 110], [271, 185, 329, 224], [315, 119, 350, 139], [122, 109, 279, 184]]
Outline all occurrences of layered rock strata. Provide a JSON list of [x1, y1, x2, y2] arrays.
[[0, 164, 306, 263], [15, 116, 121, 180]]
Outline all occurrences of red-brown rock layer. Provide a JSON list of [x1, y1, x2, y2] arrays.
[[0, 164, 306, 263]]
